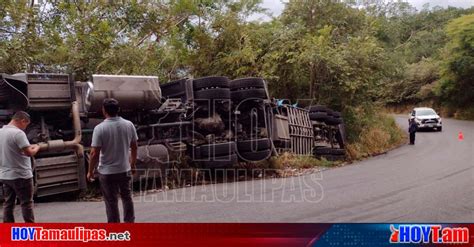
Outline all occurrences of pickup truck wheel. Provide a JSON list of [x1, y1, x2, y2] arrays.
[[239, 149, 272, 162], [200, 154, 238, 168], [231, 89, 267, 103], [230, 77, 265, 91], [194, 142, 236, 158], [193, 76, 230, 90], [237, 138, 271, 152], [194, 88, 230, 100]]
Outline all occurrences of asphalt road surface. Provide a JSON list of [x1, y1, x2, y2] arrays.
[[4, 115, 474, 222]]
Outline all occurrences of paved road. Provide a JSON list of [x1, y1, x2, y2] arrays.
[[5, 116, 474, 222]]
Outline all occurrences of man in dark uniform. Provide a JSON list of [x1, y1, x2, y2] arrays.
[[409, 118, 417, 145]]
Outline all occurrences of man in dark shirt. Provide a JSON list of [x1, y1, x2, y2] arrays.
[[408, 118, 417, 145]]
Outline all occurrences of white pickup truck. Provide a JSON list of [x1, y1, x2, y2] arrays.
[[409, 107, 442, 131]]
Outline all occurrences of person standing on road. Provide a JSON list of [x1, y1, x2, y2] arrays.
[[408, 118, 417, 145], [87, 98, 138, 223], [0, 111, 40, 223]]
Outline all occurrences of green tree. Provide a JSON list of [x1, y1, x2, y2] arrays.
[[374, 3, 474, 106], [436, 13, 474, 106], [0, 0, 46, 73], [262, 0, 387, 110]]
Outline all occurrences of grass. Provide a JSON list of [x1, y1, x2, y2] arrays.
[[270, 152, 341, 169], [452, 107, 474, 120], [345, 111, 406, 160]]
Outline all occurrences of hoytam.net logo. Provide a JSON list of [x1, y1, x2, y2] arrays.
[[390, 224, 469, 244], [11, 226, 131, 242]]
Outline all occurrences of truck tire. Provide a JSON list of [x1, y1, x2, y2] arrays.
[[308, 105, 329, 113], [239, 149, 272, 162], [329, 148, 345, 155], [309, 112, 329, 121], [273, 139, 291, 149], [325, 117, 343, 125], [237, 138, 271, 152], [194, 88, 230, 100], [324, 111, 343, 125], [313, 147, 331, 155], [231, 89, 267, 103], [230, 77, 265, 91], [332, 111, 342, 118], [194, 142, 236, 158], [200, 154, 238, 168], [161, 79, 186, 98], [193, 76, 229, 90]]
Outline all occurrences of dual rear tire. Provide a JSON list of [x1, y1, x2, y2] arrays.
[[193, 142, 238, 168], [308, 105, 342, 125], [236, 138, 272, 162], [230, 78, 268, 103]]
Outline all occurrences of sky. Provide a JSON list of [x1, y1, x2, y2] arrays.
[[253, 0, 474, 20]]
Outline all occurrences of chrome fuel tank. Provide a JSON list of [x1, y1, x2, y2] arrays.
[[86, 74, 162, 114]]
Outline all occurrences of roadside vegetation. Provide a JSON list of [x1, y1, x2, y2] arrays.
[[345, 109, 406, 160], [1, 0, 472, 165], [380, 5, 474, 118], [271, 153, 336, 169]]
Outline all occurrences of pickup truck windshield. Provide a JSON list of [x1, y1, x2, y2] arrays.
[[417, 109, 436, 116]]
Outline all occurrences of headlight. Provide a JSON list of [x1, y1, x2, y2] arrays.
[[415, 117, 421, 122]]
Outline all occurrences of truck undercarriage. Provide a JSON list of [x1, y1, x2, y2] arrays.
[[0, 73, 346, 198]]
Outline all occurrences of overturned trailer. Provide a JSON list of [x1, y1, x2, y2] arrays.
[[0, 73, 345, 198]]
